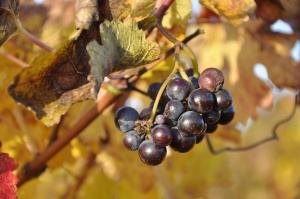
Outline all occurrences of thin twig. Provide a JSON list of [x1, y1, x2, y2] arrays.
[[0, 7, 53, 52], [17, 91, 118, 187], [154, 0, 175, 21], [0, 50, 29, 67], [15, 19, 53, 52], [206, 92, 298, 155], [61, 152, 97, 199]]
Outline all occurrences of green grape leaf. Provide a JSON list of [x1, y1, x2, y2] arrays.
[[75, 0, 99, 30], [131, 0, 155, 18], [200, 0, 256, 25], [0, 0, 19, 46], [109, 0, 131, 19], [137, 16, 157, 30], [162, 0, 192, 28], [86, 19, 160, 93]]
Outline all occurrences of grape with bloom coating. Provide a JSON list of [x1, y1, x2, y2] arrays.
[[123, 131, 143, 151], [170, 128, 196, 153], [219, 106, 235, 124], [188, 88, 215, 113], [155, 114, 166, 124], [215, 89, 232, 110], [166, 78, 191, 100], [199, 67, 224, 92], [151, 125, 173, 147], [203, 109, 221, 124], [138, 140, 166, 166], [178, 111, 205, 136], [164, 100, 185, 121], [115, 107, 139, 132]]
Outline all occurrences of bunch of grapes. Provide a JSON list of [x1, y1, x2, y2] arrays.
[[115, 68, 235, 166]]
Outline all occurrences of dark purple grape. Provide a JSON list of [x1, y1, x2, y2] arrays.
[[198, 68, 224, 92], [163, 100, 185, 121], [190, 76, 199, 89], [203, 109, 221, 124], [148, 82, 161, 99], [186, 68, 194, 77], [151, 125, 173, 147], [215, 89, 232, 110], [206, 123, 218, 133], [188, 88, 215, 113], [196, 134, 205, 144], [115, 107, 139, 132], [139, 107, 151, 120], [138, 140, 166, 166], [219, 106, 235, 125], [123, 131, 143, 151], [149, 101, 164, 114], [155, 114, 166, 124], [177, 111, 205, 136], [170, 128, 195, 153], [166, 78, 191, 100]]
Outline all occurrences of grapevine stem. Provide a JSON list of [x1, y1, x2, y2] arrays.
[[156, 22, 179, 44], [0, 6, 53, 52], [148, 62, 179, 123], [15, 19, 53, 52]]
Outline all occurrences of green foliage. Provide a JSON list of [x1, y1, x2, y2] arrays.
[[87, 19, 160, 94], [162, 0, 192, 28]]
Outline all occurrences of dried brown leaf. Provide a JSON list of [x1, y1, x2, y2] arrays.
[[0, 0, 19, 46]]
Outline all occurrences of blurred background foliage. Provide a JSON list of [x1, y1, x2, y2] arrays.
[[0, 0, 300, 198]]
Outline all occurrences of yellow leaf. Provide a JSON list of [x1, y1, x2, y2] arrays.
[[200, 0, 256, 25]]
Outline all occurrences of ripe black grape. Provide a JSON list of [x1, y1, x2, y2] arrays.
[[198, 68, 224, 92], [215, 89, 232, 110], [115, 107, 139, 132], [186, 68, 194, 77], [155, 114, 166, 125], [170, 128, 195, 153], [190, 76, 199, 89], [166, 78, 191, 100], [203, 109, 221, 124], [139, 107, 151, 120], [114, 67, 234, 166], [177, 111, 205, 136], [163, 100, 185, 121], [148, 82, 161, 99], [206, 123, 218, 133], [123, 131, 143, 151], [219, 106, 235, 125], [188, 88, 215, 113], [151, 125, 173, 147], [138, 140, 166, 166], [196, 134, 205, 144]]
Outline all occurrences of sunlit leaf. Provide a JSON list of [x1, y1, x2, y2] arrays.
[[162, 0, 192, 28], [200, 0, 256, 25], [75, 0, 99, 30], [86, 19, 160, 94], [131, 0, 155, 18]]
